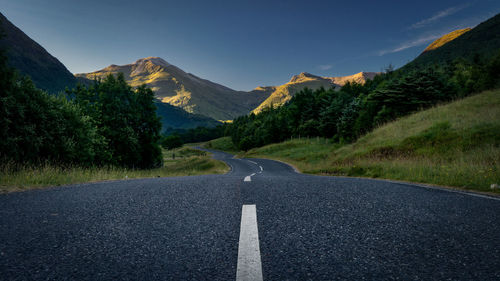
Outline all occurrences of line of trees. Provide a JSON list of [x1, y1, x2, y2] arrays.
[[229, 52, 500, 151], [0, 46, 163, 168], [160, 125, 227, 150]]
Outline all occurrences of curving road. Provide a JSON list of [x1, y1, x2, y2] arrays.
[[1, 148, 500, 280]]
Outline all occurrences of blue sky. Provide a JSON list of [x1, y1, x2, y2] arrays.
[[1, 0, 500, 90]]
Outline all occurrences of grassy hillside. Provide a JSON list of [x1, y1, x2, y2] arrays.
[[0, 147, 228, 193], [243, 89, 500, 192], [204, 136, 239, 154], [404, 13, 500, 69]]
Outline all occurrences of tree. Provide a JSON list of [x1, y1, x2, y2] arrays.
[[71, 74, 162, 168], [161, 135, 183, 150]]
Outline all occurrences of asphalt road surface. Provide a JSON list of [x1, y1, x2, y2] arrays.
[[1, 148, 500, 280]]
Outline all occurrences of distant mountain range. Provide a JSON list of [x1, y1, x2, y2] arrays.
[[251, 71, 378, 114], [77, 58, 378, 118], [76, 58, 269, 120]]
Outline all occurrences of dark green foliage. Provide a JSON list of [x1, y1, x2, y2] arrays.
[[165, 124, 227, 144], [70, 74, 163, 168], [366, 69, 454, 125], [1, 52, 163, 169], [160, 135, 183, 150], [0, 48, 100, 165]]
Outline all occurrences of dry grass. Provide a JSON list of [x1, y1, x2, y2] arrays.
[[0, 147, 229, 193]]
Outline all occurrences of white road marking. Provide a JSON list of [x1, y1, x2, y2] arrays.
[[244, 176, 251, 182], [259, 166, 263, 173], [236, 205, 263, 281], [248, 160, 258, 165], [250, 173, 256, 177]]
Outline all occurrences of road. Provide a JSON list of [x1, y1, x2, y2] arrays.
[[1, 148, 500, 280]]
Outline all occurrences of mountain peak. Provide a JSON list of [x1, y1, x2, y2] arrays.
[[289, 72, 322, 83], [134, 57, 171, 67], [129, 57, 172, 76]]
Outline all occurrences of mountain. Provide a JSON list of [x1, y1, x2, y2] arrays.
[[0, 12, 76, 93], [423, 28, 471, 52], [404, 13, 500, 69], [155, 101, 220, 132], [76, 57, 269, 120], [252, 71, 378, 114]]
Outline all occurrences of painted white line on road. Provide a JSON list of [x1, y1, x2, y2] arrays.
[[247, 160, 258, 165], [244, 176, 251, 182], [259, 166, 263, 173], [236, 205, 263, 281], [250, 173, 256, 177]]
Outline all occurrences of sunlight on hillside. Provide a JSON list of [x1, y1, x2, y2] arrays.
[[423, 28, 471, 52]]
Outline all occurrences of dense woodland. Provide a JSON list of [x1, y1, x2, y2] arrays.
[[0, 44, 163, 169], [228, 52, 500, 150]]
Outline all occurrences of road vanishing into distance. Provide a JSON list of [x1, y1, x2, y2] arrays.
[[1, 149, 500, 280]]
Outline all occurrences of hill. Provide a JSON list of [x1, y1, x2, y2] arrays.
[[242, 89, 500, 192], [252, 71, 378, 113], [0, 12, 76, 93], [154, 101, 220, 132], [423, 28, 471, 52], [76, 57, 269, 120], [404, 13, 500, 69]]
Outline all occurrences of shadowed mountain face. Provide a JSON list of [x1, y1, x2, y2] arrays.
[[76, 57, 269, 120], [251, 71, 379, 114], [154, 101, 220, 132], [0, 12, 76, 93]]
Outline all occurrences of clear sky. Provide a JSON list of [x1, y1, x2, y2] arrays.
[[1, 0, 500, 90]]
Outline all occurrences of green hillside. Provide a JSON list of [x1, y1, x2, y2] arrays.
[[242, 89, 500, 192], [403, 13, 500, 69], [0, 12, 76, 93]]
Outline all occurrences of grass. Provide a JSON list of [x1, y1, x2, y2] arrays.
[[244, 89, 500, 192], [0, 146, 229, 193], [203, 136, 240, 154]]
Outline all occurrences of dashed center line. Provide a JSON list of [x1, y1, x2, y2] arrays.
[[236, 205, 263, 281], [243, 160, 263, 182]]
